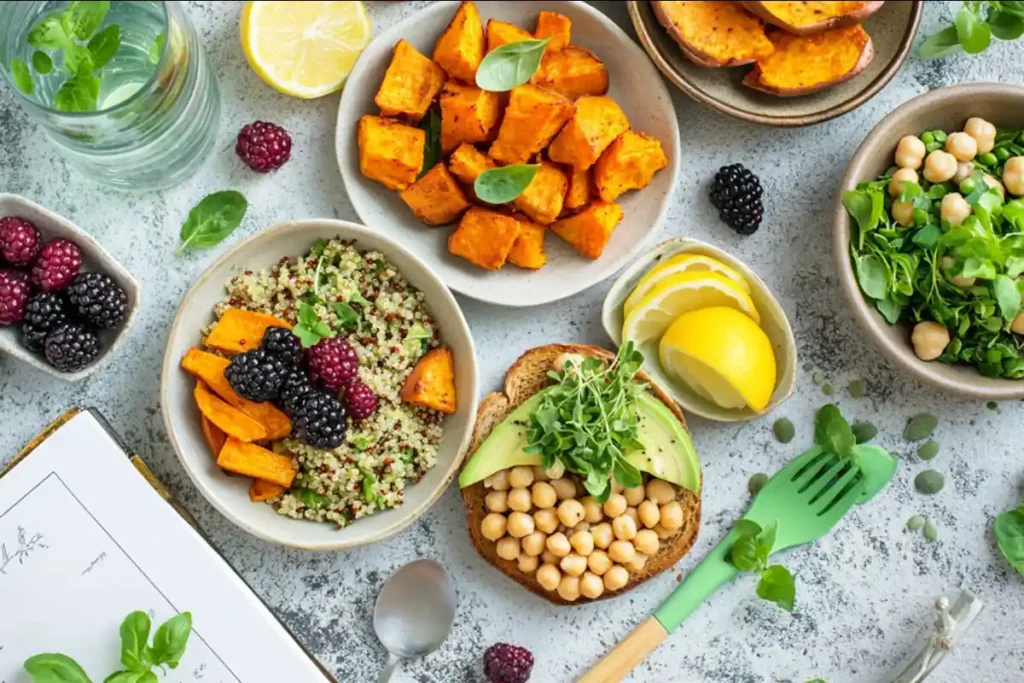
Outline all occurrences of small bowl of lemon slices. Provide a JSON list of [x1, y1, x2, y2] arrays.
[[602, 238, 796, 422]]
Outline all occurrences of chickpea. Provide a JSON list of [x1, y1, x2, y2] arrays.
[[608, 540, 636, 564], [485, 490, 509, 513], [895, 135, 926, 169], [531, 465, 549, 482], [591, 523, 614, 549], [645, 479, 676, 505], [1004, 156, 1024, 196], [660, 501, 684, 531], [550, 477, 576, 500], [612, 515, 638, 541], [496, 536, 520, 561], [533, 508, 559, 534], [891, 200, 914, 226], [624, 485, 646, 507], [889, 167, 918, 197], [580, 572, 605, 599], [923, 150, 958, 183], [654, 524, 675, 540], [983, 174, 1006, 199], [546, 532, 571, 558], [588, 549, 612, 576], [508, 466, 534, 489], [483, 470, 509, 491], [557, 499, 585, 528], [522, 531, 547, 557], [507, 488, 532, 513], [602, 493, 627, 518], [507, 511, 535, 539], [551, 351, 583, 373], [541, 550, 559, 565], [911, 321, 951, 361], [518, 554, 539, 574], [946, 132, 977, 162], [940, 192, 972, 227], [637, 500, 661, 529], [531, 481, 557, 509], [536, 563, 561, 591], [545, 460, 565, 480], [965, 117, 997, 154], [557, 575, 581, 602], [581, 496, 604, 523], [1012, 313, 1024, 335], [481, 513, 507, 541], [603, 565, 629, 591], [572, 521, 591, 535], [624, 507, 639, 525], [570, 530, 595, 556], [634, 529, 660, 556], [952, 160, 974, 185], [626, 553, 649, 573], [560, 553, 588, 577]]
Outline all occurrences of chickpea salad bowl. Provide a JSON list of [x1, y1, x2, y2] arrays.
[[834, 84, 1024, 398], [162, 220, 478, 550]]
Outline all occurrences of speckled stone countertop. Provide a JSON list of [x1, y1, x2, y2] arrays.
[[2, 2, 1023, 682]]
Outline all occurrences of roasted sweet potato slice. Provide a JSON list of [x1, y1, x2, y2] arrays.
[[200, 415, 227, 459], [507, 217, 547, 270], [401, 347, 457, 414], [548, 96, 630, 171], [551, 201, 624, 259], [564, 167, 592, 212], [653, 1, 774, 68], [374, 39, 447, 122], [448, 143, 496, 185], [440, 81, 502, 152], [194, 381, 268, 443], [182, 348, 292, 439], [448, 207, 522, 270], [486, 19, 533, 53], [743, 24, 874, 96], [399, 163, 471, 226], [250, 479, 287, 502], [741, 1, 885, 35], [218, 437, 297, 488], [358, 115, 426, 191], [534, 11, 572, 51], [204, 309, 292, 355], [531, 46, 608, 99], [594, 131, 669, 202], [433, 1, 485, 82], [488, 84, 575, 165], [513, 161, 568, 225]]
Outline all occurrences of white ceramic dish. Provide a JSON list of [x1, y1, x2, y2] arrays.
[[602, 238, 797, 422], [160, 219, 479, 550], [0, 193, 139, 381], [336, 0, 680, 307]]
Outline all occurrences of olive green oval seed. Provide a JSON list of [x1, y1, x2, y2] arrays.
[[904, 413, 939, 441], [802, 362, 814, 372], [923, 520, 939, 542], [822, 383, 835, 396], [848, 379, 865, 398], [852, 421, 877, 444], [748, 472, 769, 495], [812, 371, 825, 385], [918, 440, 940, 461], [987, 401, 998, 410], [906, 514, 926, 530], [914, 469, 945, 495], [773, 418, 795, 444]]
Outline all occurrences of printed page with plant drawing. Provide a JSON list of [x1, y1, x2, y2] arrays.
[[0, 411, 331, 683]]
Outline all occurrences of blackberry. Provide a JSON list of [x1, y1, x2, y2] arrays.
[[67, 272, 128, 329], [225, 348, 288, 402], [484, 643, 534, 683], [344, 381, 378, 420], [278, 366, 317, 415], [22, 291, 72, 351], [710, 163, 764, 235], [44, 323, 100, 372], [262, 325, 303, 364], [307, 337, 360, 391], [292, 392, 347, 449]]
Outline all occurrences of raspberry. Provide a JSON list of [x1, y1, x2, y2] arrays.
[[0, 269, 31, 326], [22, 291, 72, 350], [0, 216, 42, 266], [44, 323, 100, 372], [32, 238, 82, 291], [236, 121, 292, 172], [307, 337, 360, 391], [67, 272, 128, 329], [344, 381, 378, 420], [484, 643, 534, 683]]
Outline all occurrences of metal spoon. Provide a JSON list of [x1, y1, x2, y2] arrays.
[[373, 559, 457, 683]]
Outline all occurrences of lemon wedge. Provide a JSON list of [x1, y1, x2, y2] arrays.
[[240, 1, 372, 99], [623, 253, 750, 316], [659, 307, 777, 412], [622, 271, 760, 347]]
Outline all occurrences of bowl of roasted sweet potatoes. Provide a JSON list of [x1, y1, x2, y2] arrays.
[[337, 0, 680, 307]]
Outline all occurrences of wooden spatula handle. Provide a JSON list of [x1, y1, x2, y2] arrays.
[[575, 617, 668, 683]]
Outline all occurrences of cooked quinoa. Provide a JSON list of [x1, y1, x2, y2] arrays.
[[214, 238, 445, 527]]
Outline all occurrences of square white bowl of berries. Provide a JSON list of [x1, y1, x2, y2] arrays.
[[0, 194, 140, 381]]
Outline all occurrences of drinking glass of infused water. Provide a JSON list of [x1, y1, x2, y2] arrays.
[[0, 1, 220, 191]]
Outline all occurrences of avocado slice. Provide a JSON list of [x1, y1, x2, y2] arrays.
[[459, 388, 701, 492]]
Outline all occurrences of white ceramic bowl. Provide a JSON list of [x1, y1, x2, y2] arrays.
[[0, 193, 139, 381], [336, 0, 680, 307], [602, 238, 797, 422], [160, 219, 479, 550]]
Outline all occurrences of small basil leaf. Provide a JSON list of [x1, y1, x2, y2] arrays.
[[32, 51, 53, 75], [853, 253, 888, 300], [754, 520, 778, 564], [842, 188, 883, 235], [993, 275, 1020, 322], [732, 519, 762, 538], [418, 109, 442, 178], [994, 505, 1024, 577], [88, 24, 122, 71], [292, 324, 322, 348], [730, 534, 761, 572], [474, 164, 540, 204], [918, 25, 963, 59], [815, 404, 856, 459], [756, 564, 796, 612], [176, 190, 248, 255], [118, 611, 151, 673], [11, 58, 34, 95], [148, 612, 192, 668], [955, 8, 992, 54], [103, 672, 145, 683], [63, 0, 110, 40], [23, 653, 93, 683], [475, 38, 550, 91], [988, 9, 1024, 40]]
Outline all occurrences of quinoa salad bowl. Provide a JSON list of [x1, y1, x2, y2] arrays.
[[161, 219, 478, 550]]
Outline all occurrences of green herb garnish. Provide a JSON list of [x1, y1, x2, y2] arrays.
[[292, 302, 333, 348], [920, 2, 1024, 59], [331, 302, 361, 331], [994, 503, 1024, 576], [814, 404, 856, 460], [149, 29, 166, 65], [403, 322, 432, 356], [418, 109, 442, 178], [32, 50, 53, 74], [11, 58, 34, 94], [729, 520, 796, 612], [362, 472, 385, 507], [474, 164, 540, 204], [293, 487, 327, 509], [176, 190, 248, 255], [474, 37, 550, 91]]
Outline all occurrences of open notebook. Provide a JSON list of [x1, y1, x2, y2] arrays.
[[0, 409, 334, 683]]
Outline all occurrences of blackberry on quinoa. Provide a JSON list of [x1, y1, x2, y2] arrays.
[[262, 325, 303, 364], [292, 392, 347, 449], [22, 291, 72, 351], [278, 365, 318, 415], [67, 272, 128, 329], [710, 163, 764, 235], [225, 348, 288, 402], [44, 323, 100, 372]]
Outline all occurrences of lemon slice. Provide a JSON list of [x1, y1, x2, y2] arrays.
[[659, 307, 777, 412], [241, 1, 372, 99], [622, 271, 760, 347], [623, 253, 750, 316]]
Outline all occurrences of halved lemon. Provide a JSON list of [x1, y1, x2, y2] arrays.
[[623, 253, 750, 316], [659, 307, 777, 412], [240, 1, 372, 99], [622, 271, 760, 347]]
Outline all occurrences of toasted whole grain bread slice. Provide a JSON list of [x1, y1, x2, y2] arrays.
[[461, 344, 702, 605]]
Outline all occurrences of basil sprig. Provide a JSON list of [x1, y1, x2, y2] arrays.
[[475, 38, 550, 91], [176, 190, 248, 255], [474, 164, 539, 204], [730, 520, 796, 612], [920, 2, 1024, 58], [995, 503, 1024, 577], [418, 109, 442, 178]]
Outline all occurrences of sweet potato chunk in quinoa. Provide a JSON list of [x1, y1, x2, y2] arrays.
[[401, 347, 457, 414], [513, 161, 568, 225], [374, 39, 447, 122], [400, 164, 472, 226], [448, 207, 522, 270], [488, 84, 575, 165], [249, 479, 286, 502], [486, 19, 533, 53], [507, 217, 548, 270], [218, 437, 297, 489], [433, 1, 485, 82], [194, 381, 268, 443], [551, 201, 623, 259], [594, 131, 668, 202], [548, 96, 630, 171], [440, 81, 502, 152], [534, 11, 572, 51], [531, 46, 608, 100], [204, 308, 292, 355], [358, 115, 425, 191]]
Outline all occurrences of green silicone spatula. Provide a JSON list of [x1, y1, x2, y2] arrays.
[[577, 442, 897, 683]]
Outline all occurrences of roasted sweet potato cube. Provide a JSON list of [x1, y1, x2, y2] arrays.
[[551, 201, 624, 259], [513, 161, 568, 225], [548, 96, 630, 171], [488, 84, 575, 165], [448, 143, 496, 184], [218, 437, 297, 489], [448, 207, 521, 270], [249, 479, 286, 502], [507, 217, 547, 270], [440, 82, 502, 152], [531, 46, 609, 100], [401, 347, 457, 414], [534, 11, 572, 51], [374, 39, 447, 122], [358, 115, 425, 190], [564, 167, 592, 212], [487, 19, 533, 53], [194, 381, 268, 443], [433, 1, 485, 82], [204, 309, 291, 355], [399, 164, 471, 226], [594, 131, 669, 202]]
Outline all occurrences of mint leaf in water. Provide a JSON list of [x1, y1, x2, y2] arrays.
[[52, 73, 100, 112], [475, 38, 550, 91], [176, 190, 248, 255], [62, 0, 110, 41], [149, 30, 166, 65], [64, 43, 95, 77], [32, 51, 53, 74], [11, 58, 34, 95], [28, 15, 70, 50], [24, 653, 93, 683], [118, 611, 151, 673], [474, 164, 540, 204], [88, 24, 122, 71]]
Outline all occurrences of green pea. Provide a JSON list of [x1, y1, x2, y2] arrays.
[[921, 131, 935, 145], [852, 421, 876, 444], [987, 400, 999, 410], [812, 371, 824, 385], [918, 440, 940, 461], [959, 177, 977, 194], [926, 141, 943, 153], [773, 418, 795, 444], [748, 473, 769, 495], [995, 147, 1011, 162], [923, 520, 939, 542], [904, 413, 938, 441], [822, 383, 835, 396], [848, 379, 865, 398], [978, 152, 998, 167], [933, 130, 948, 143], [914, 469, 945, 495], [906, 514, 926, 530]]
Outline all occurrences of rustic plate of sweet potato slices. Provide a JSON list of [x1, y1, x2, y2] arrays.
[[629, 0, 923, 127]]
